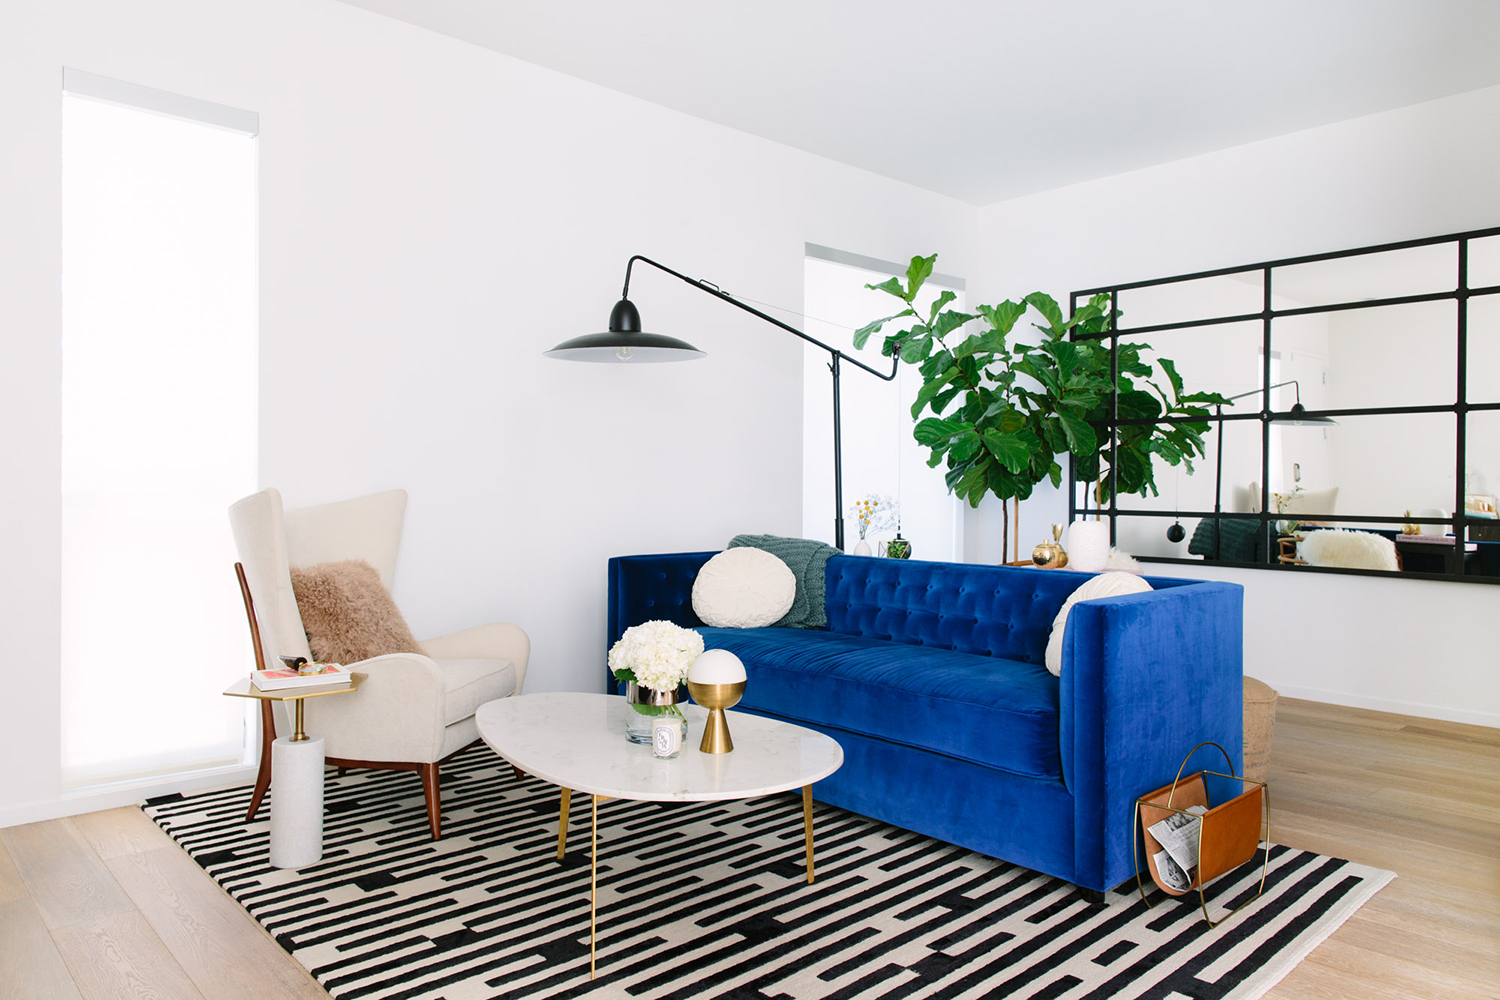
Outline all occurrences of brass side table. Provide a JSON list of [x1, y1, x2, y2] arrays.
[[223, 673, 364, 868]]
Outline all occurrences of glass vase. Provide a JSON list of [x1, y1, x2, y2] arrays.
[[623, 682, 688, 747]]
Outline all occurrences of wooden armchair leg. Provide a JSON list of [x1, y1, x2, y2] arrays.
[[420, 762, 442, 840], [513, 765, 525, 781], [246, 700, 276, 821]]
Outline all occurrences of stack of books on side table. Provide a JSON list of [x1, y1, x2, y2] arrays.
[[251, 662, 353, 691]]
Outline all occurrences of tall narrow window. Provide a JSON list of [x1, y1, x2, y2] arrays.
[[803, 247, 964, 561], [62, 75, 258, 787]]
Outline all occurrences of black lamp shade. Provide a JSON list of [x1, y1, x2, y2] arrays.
[[545, 298, 706, 363], [1272, 402, 1337, 426]]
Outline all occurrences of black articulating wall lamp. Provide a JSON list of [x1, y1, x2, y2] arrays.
[[1211, 379, 1337, 558], [545, 255, 899, 550]]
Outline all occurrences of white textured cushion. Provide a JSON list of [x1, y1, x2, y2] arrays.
[[1044, 572, 1154, 677], [1298, 529, 1398, 571], [692, 548, 796, 628]]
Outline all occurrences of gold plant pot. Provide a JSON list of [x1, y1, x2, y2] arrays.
[[686, 680, 746, 754]]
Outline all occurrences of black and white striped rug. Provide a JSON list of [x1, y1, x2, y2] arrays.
[[143, 745, 1391, 1000]]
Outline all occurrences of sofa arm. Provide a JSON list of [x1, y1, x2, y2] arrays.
[[301, 652, 447, 763], [419, 622, 531, 693], [1060, 581, 1244, 893], [606, 552, 717, 691]]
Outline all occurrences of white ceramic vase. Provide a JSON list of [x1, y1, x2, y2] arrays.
[[853, 539, 872, 556], [1068, 520, 1111, 573]]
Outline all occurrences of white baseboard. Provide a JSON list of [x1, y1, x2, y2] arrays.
[[0, 763, 259, 831], [1275, 684, 1500, 730]]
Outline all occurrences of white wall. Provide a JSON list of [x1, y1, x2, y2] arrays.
[[0, 0, 978, 825], [975, 84, 1500, 726]]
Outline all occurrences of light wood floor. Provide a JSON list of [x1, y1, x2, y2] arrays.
[[1, 698, 1495, 999]]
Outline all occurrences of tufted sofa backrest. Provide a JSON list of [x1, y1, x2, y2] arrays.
[[824, 556, 1193, 664]]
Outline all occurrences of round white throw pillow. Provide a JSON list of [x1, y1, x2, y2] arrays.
[[692, 548, 797, 628], [1043, 571, 1154, 677]]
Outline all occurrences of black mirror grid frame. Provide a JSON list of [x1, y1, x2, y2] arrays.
[[1067, 223, 1500, 585]]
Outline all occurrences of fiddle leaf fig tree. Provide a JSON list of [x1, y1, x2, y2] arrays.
[[855, 255, 1227, 556]]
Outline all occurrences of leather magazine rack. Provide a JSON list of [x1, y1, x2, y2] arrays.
[[1133, 741, 1269, 927]]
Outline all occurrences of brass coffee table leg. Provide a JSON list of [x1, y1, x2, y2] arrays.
[[557, 788, 571, 860], [590, 794, 599, 980], [803, 784, 815, 884]]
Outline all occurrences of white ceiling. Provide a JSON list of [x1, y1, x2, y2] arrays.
[[338, 0, 1500, 206]]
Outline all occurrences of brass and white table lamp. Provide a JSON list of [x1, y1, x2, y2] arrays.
[[686, 649, 746, 754]]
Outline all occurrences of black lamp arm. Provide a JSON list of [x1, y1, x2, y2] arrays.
[[621, 254, 899, 381], [1223, 379, 1302, 407]]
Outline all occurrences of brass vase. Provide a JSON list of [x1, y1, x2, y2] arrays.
[[1032, 523, 1069, 569]]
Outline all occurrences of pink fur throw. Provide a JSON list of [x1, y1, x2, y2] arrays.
[[290, 559, 423, 664]]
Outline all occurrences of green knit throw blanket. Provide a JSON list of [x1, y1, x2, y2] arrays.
[[727, 534, 839, 629]]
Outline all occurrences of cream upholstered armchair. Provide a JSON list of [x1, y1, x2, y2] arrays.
[[229, 488, 528, 839]]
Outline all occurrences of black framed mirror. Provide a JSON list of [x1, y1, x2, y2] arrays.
[[1069, 226, 1500, 584]]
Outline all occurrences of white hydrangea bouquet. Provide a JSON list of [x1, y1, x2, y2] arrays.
[[609, 620, 703, 743], [608, 619, 704, 694]]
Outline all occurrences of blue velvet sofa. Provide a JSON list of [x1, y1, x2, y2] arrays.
[[607, 552, 1244, 896]]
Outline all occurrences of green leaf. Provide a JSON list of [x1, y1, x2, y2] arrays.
[[1116, 389, 1162, 421], [949, 431, 982, 463], [1025, 292, 1065, 335], [1038, 339, 1078, 380], [918, 349, 952, 379], [981, 429, 1032, 473], [900, 335, 933, 364], [931, 385, 964, 416], [978, 300, 1028, 335], [1181, 390, 1233, 406], [952, 328, 1006, 360], [1015, 356, 1062, 397], [1067, 302, 1103, 331], [913, 417, 968, 446], [1040, 416, 1068, 454], [904, 255, 937, 302], [910, 367, 960, 418], [852, 309, 913, 349], [930, 308, 976, 340], [865, 276, 906, 298], [926, 289, 957, 326], [1056, 410, 1098, 456], [1157, 356, 1185, 401], [1048, 461, 1063, 488]]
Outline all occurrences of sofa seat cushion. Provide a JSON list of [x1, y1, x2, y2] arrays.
[[437, 658, 517, 725], [697, 626, 1060, 779]]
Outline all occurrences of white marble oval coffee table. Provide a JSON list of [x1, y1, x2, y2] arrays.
[[475, 691, 843, 979]]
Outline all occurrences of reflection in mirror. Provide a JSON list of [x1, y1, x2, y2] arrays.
[[1319, 411, 1455, 520], [1272, 301, 1456, 410], [1116, 272, 1262, 330], [1464, 410, 1500, 578], [1468, 234, 1500, 289], [1115, 418, 1264, 559], [1272, 243, 1456, 307], [1118, 320, 1263, 405], [1467, 295, 1500, 404], [1077, 227, 1496, 583]]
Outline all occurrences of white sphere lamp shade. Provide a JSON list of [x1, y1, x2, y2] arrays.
[[1068, 520, 1111, 573], [688, 648, 747, 685]]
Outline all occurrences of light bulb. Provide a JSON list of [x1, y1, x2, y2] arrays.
[[615, 345, 634, 361]]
